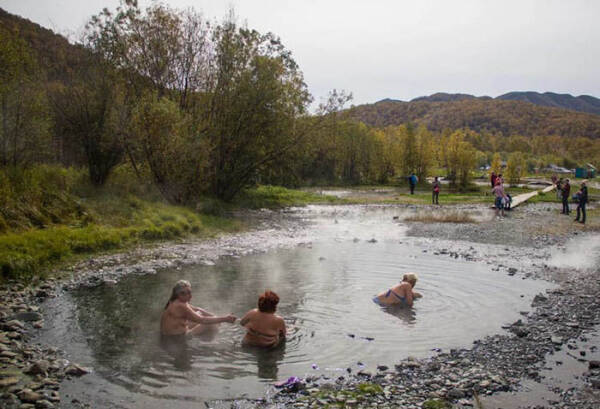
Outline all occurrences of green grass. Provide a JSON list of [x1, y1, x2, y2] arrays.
[[235, 185, 344, 209], [0, 165, 242, 282], [307, 382, 384, 408], [0, 198, 240, 281]]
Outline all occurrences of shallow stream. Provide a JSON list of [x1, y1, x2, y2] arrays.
[[36, 206, 550, 408]]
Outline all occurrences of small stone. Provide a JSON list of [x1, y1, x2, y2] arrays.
[[18, 389, 42, 403], [0, 377, 19, 386], [35, 400, 54, 409], [7, 319, 26, 328], [25, 361, 50, 376], [64, 364, 91, 376], [447, 388, 465, 399], [12, 312, 43, 322], [589, 361, 600, 370]]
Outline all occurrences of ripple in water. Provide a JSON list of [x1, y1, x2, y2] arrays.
[[38, 236, 549, 406]]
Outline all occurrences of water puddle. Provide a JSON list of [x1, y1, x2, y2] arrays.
[[36, 205, 551, 407]]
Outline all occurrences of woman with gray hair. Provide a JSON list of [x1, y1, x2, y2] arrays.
[[160, 280, 237, 341]]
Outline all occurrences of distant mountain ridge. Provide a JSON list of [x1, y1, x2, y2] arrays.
[[395, 91, 600, 115], [350, 97, 600, 138]]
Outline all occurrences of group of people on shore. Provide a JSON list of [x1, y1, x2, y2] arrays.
[[160, 275, 421, 351], [552, 176, 588, 224]]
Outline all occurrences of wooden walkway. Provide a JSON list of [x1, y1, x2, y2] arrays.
[[510, 185, 556, 208]]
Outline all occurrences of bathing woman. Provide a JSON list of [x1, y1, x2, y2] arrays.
[[373, 273, 421, 307], [160, 280, 237, 341], [240, 290, 287, 348]]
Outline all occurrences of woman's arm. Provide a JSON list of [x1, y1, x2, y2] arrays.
[[190, 305, 214, 316], [399, 282, 414, 307], [279, 317, 287, 339], [239, 310, 253, 327], [183, 304, 235, 324]]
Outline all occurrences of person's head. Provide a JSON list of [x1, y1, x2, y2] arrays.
[[491, 171, 496, 176], [495, 178, 502, 186], [258, 290, 280, 313], [582, 180, 587, 186], [434, 176, 438, 181], [165, 280, 192, 309], [402, 273, 418, 288], [566, 179, 570, 184]]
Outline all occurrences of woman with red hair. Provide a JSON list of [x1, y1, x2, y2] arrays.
[[240, 290, 286, 347]]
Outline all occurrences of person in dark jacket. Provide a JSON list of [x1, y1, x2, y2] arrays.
[[561, 179, 570, 215], [490, 172, 497, 189], [408, 173, 417, 195], [574, 180, 588, 224], [432, 176, 440, 205]]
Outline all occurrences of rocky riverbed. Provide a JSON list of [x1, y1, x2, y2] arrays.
[[1, 202, 599, 409]]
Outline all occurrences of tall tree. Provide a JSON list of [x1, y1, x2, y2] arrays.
[[0, 27, 51, 167]]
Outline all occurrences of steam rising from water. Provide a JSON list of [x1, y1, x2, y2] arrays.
[[548, 234, 600, 270]]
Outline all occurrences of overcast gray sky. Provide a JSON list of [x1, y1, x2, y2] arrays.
[[2, 0, 599, 106]]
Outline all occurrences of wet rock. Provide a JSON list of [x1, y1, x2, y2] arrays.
[[18, 389, 42, 403], [589, 360, 600, 370], [25, 361, 50, 376], [0, 377, 20, 386], [4, 320, 25, 330], [447, 388, 465, 399], [512, 328, 529, 338], [64, 364, 91, 376], [12, 312, 43, 322]]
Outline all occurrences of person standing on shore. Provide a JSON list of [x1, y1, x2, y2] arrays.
[[574, 180, 588, 224], [492, 179, 508, 217], [408, 173, 418, 195], [557, 178, 563, 200], [432, 177, 440, 205], [561, 179, 570, 215], [490, 172, 497, 189]]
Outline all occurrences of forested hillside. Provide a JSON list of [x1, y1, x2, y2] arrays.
[[0, 8, 88, 80], [497, 91, 600, 115], [348, 98, 600, 138]]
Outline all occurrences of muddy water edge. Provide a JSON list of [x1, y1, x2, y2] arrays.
[[0, 203, 599, 409]]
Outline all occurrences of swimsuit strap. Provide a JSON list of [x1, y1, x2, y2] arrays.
[[248, 327, 277, 339], [386, 289, 406, 301]]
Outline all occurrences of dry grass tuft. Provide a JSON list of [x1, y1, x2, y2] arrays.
[[404, 210, 478, 224]]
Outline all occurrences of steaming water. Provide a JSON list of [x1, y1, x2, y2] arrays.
[[37, 205, 550, 408], [548, 234, 600, 270]]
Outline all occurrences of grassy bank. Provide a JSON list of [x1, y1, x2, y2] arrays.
[[0, 166, 346, 282]]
